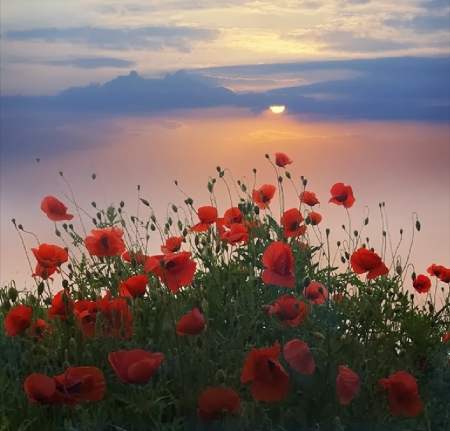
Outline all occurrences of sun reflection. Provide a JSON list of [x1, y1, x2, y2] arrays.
[[269, 105, 286, 114]]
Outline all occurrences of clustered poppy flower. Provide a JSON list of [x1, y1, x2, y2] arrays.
[[442, 332, 450, 344], [190, 206, 218, 232], [267, 295, 309, 327], [28, 318, 53, 341], [241, 343, 290, 402], [308, 211, 322, 226], [253, 184, 276, 209], [4, 304, 32, 336], [220, 223, 249, 245], [378, 371, 423, 417], [197, 387, 241, 420], [350, 247, 389, 279], [122, 250, 149, 266], [427, 264, 450, 283], [412, 274, 431, 294], [161, 236, 184, 254], [329, 183, 355, 209], [40, 196, 74, 222], [24, 367, 105, 405], [275, 152, 293, 168], [283, 339, 315, 374], [262, 241, 295, 288], [300, 191, 320, 207], [336, 365, 360, 405], [304, 281, 328, 305], [222, 207, 243, 227], [108, 349, 164, 384], [31, 244, 69, 270], [145, 251, 197, 294], [84, 227, 126, 257], [280, 208, 307, 238], [176, 308, 206, 336], [48, 289, 74, 321], [118, 274, 148, 297]]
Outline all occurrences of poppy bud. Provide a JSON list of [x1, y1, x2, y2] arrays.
[[150, 224, 156, 231], [62, 360, 70, 369], [341, 256, 346, 264], [364, 217, 369, 225], [18, 224, 23, 230], [302, 276, 311, 287], [187, 198, 194, 205], [302, 178, 307, 186], [8, 287, 18, 302], [340, 334, 347, 342], [326, 228, 330, 236], [3, 300, 11, 311], [69, 337, 77, 352], [182, 228, 188, 236], [399, 228, 403, 235], [411, 272, 416, 280], [312, 331, 325, 340], [215, 369, 226, 384], [62, 279, 69, 289], [265, 153, 269, 159], [37, 282, 45, 296], [415, 220, 421, 231], [278, 176, 283, 183], [285, 171, 291, 179], [62, 223, 68, 230], [140, 198, 150, 207], [396, 265, 402, 275], [337, 241, 341, 247], [254, 206, 260, 215], [92, 218, 97, 225], [216, 165, 221, 172], [344, 251, 350, 260]]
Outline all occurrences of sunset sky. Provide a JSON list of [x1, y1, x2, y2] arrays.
[[0, 0, 449, 298]]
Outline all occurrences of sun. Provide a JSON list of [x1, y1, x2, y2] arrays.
[[269, 105, 286, 114]]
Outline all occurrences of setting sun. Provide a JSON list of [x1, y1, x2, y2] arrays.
[[269, 105, 286, 114]]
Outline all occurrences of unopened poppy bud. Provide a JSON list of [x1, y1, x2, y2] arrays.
[[340, 334, 347, 342], [150, 224, 156, 231], [337, 241, 341, 247], [344, 251, 350, 260], [201, 237, 207, 246], [415, 220, 421, 231], [37, 282, 45, 296], [82, 350, 93, 363], [11, 218, 16, 226], [326, 228, 330, 236], [18, 224, 23, 230], [411, 272, 416, 280], [92, 218, 97, 225], [62, 360, 70, 369], [3, 300, 11, 311], [241, 183, 247, 192], [285, 171, 291, 179], [187, 198, 194, 205], [69, 337, 77, 351], [396, 265, 402, 275], [364, 217, 369, 225], [62, 223, 68, 230], [62, 279, 69, 289], [61, 291, 70, 306], [399, 228, 403, 235], [312, 331, 325, 340], [219, 171, 225, 178], [265, 153, 269, 159], [341, 256, 346, 264], [8, 287, 18, 302], [302, 276, 311, 287], [216, 165, 221, 172], [410, 293, 414, 301], [353, 230, 358, 237], [429, 303, 434, 313], [278, 176, 283, 183], [140, 198, 150, 207], [302, 178, 307, 186], [215, 369, 226, 384], [254, 206, 260, 215]]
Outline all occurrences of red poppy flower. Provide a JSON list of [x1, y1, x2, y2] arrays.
[[412, 275, 431, 294], [118, 274, 148, 297], [145, 251, 197, 293], [300, 191, 320, 207], [378, 371, 423, 417], [268, 295, 309, 326], [336, 365, 360, 405], [161, 236, 184, 254], [31, 244, 68, 269], [283, 339, 315, 374], [275, 152, 293, 168], [198, 387, 241, 420], [122, 251, 149, 266], [427, 264, 450, 283], [190, 206, 218, 232], [253, 184, 276, 209], [25, 367, 105, 405], [84, 227, 126, 257], [329, 183, 355, 209], [241, 343, 290, 402], [281, 208, 307, 238], [24, 373, 58, 404], [176, 308, 206, 336], [40, 196, 74, 222], [350, 247, 389, 279], [28, 318, 52, 341], [262, 241, 295, 288], [308, 211, 322, 226], [304, 281, 328, 305], [74, 299, 98, 337], [442, 332, 450, 344], [97, 291, 133, 339], [223, 207, 243, 227], [48, 289, 74, 321], [5, 305, 32, 336], [220, 223, 249, 245], [32, 263, 58, 281], [108, 349, 165, 384], [53, 366, 105, 405]]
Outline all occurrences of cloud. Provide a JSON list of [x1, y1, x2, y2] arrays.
[[1, 57, 448, 122], [384, 14, 450, 34], [2, 25, 218, 52], [5, 56, 136, 69]]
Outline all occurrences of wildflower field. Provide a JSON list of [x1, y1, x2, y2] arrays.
[[1, 152, 449, 431]]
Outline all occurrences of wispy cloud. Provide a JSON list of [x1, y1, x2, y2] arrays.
[[4, 55, 136, 69], [3, 25, 218, 52]]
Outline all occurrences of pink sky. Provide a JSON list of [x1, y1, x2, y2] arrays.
[[1, 108, 449, 304]]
